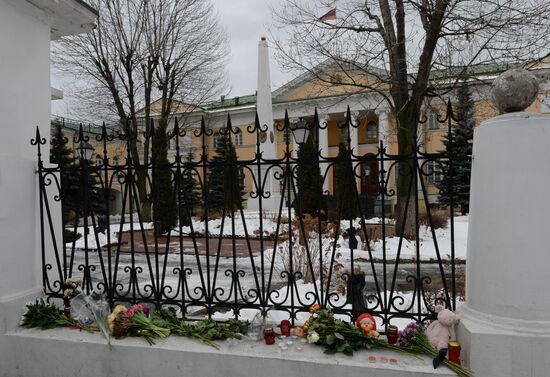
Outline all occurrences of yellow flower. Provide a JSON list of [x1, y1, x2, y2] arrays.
[[309, 304, 321, 313], [112, 305, 126, 316]]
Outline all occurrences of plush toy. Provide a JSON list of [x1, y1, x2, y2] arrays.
[[426, 305, 460, 351], [355, 313, 379, 339]]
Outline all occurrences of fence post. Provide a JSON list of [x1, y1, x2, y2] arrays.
[[458, 69, 550, 376]]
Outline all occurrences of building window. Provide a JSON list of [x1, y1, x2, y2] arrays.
[[96, 155, 103, 167], [426, 160, 443, 184], [213, 132, 224, 149], [366, 121, 378, 143], [112, 156, 119, 166], [428, 110, 440, 130], [234, 128, 243, 146], [170, 136, 177, 150]]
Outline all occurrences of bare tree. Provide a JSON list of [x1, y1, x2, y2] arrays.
[[272, 0, 550, 235], [53, 0, 228, 222]]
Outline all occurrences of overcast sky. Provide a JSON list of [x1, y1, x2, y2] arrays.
[[211, 0, 293, 97], [51, 0, 293, 117]]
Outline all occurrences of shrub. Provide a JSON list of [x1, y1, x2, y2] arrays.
[[418, 209, 449, 229], [64, 229, 81, 243]]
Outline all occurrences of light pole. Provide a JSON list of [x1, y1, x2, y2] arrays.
[[76, 141, 94, 236], [292, 117, 309, 146]]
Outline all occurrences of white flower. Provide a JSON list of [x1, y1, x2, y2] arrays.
[[307, 331, 320, 344], [312, 313, 318, 318]]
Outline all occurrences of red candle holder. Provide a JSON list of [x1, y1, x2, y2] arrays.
[[387, 325, 398, 345], [279, 320, 291, 337], [448, 341, 461, 365], [264, 326, 276, 345]]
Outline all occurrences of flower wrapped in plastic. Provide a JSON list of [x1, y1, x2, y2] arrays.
[[300, 304, 402, 356], [107, 304, 170, 345]]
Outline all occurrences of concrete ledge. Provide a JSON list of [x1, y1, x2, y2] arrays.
[[3, 328, 454, 377], [458, 306, 550, 377]]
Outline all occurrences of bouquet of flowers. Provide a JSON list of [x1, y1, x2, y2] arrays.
[[302, 305, 402, 356], [21, 299, 96, 333], [63, 278, 82, 299], [397, 322, 473, 377], [107, 304, 170, 345], [150, 307, 250, 349]]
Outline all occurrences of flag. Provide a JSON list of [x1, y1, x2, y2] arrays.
[[319, 7, 336, 22]]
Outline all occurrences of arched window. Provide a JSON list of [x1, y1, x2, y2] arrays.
[[234, 128, 243, 146], [428, 109, 440, 130], [366, 121, 378, 143], [95, 154, 103, 167], [361, 158, 380, 195]]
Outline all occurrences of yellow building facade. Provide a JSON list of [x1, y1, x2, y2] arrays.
[[52, 60, 550, 215]]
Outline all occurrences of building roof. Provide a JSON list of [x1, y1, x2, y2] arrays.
[[206, 94, 257, 109], [138, 59, 543, 117], [50, 115, 117, 136], [26, 0, 98, 39], [135, 99, 204, 117], [428, 61, 526, 81]]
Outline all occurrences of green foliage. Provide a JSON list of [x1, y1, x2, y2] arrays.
[[306, 308, 400, 356], [150, 308, 249, 349], [179, 151, 201, 223], [437, 81, 475, 215], [334, 142, 358, 220], [63, 229, 82, 244], [152, 120, 176, 233], [207, 134, 244, 214], [295, 136, 326, 219], [20, 299, 96, 332], [50, 126, 104, 222]]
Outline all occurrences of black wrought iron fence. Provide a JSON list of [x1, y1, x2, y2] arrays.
[[33, 102, 466, 333]]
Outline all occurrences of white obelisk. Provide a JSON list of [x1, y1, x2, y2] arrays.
[[248, 37, 280, 211]]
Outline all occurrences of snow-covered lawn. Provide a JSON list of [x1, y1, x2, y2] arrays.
[[73, 212, 467, 262], [65, 211, 466, 326]]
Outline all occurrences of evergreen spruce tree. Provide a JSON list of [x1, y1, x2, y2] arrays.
[[437, 80, 475, 215], [51, 126, 104, 221], [295, 136, 326, 219], [207, 135, 244, 214], [179, 151, 201, 223], [50, 125, 80, 221], [334, 142, 358, 219], [152, 120, 176, 233]]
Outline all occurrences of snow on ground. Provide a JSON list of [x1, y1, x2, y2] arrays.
[[73, 212, 467, 262], [352, 216, 468, 261], [210, 278, 464, 329]]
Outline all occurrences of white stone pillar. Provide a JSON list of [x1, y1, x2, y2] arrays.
[[458, 70, 550, 377], [0, 1, 52, 332], [318, 114, 329, 193], [248, 37, 280, 211]]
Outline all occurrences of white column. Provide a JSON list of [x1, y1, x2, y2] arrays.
[[376, 110, 390, 178], [248, 37, 280, 211], [350, 111, 360, 190], [377, 110, 389, 150], [318, 114, 329, 193], [0, 0, 51, 314], [458, 112, 550, 376]]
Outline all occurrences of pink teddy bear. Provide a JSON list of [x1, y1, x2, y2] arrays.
[[426, 305, 460, 350]]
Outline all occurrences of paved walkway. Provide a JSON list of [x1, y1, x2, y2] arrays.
[[114, 229, 275, 257]]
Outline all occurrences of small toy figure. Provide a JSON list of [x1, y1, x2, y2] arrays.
[[425, 305, 461, 351]]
